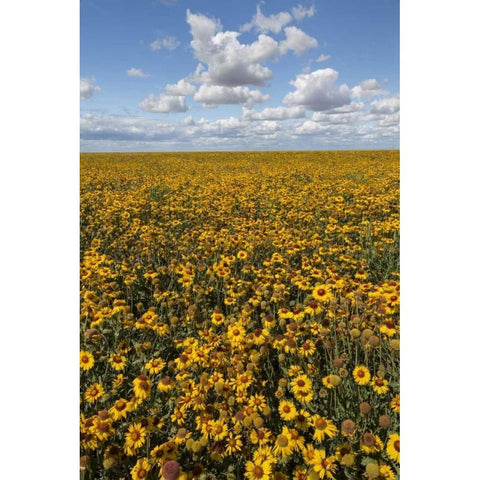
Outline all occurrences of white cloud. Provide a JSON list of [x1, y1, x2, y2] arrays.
[[193, 85, 269, 107], [291, 4, 315, 21], [242, 106, 305, 121], [351, 78, 387, 99], [241, 5, 292, 33], [283, 68, 351, 111], [81, 110, 399, 151], [150, 36, 180, 51], [127, 68, 149, 77], [164, 79, 197, 96], [187, 9, 281, 87], [80, 77, 100, 99], [370, 96, 400, 114], [81, 114, 176, 141], [317, 54, 331, 62], [280, 26, 318, 56], [139, 94, 188, 113]]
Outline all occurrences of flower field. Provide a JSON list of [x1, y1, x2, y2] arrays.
[[80, 150, 400, 480]]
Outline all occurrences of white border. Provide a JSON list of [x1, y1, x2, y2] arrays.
[[2, 1, 480, 478]]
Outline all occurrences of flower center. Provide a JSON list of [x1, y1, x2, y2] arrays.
[[315, 418, 327, 430], [253, 466, 264, 477]]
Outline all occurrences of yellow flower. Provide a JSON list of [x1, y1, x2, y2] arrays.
[[273, 427, 294, 459], [352, 365, 371, 385], [125, 422, 147, 450], [312, 285, 334, 303], [133, 374, 152, 401], [84, 383, 104, 403], [386, 433, 400, 463], [130, 457, 151, 480], [224, 433, 243, 456], [108, 353, 127, 371], [245, 461, 272, 480], [109, 398, 132, 421], [311, 449, 338, 479], [310, 415, 338, 442], [371, 377, 389, 395], [80, 350, 94, 371], [145, 357, 165, 375], [390, 394, 400, 413], [278, 400, 298, 421]]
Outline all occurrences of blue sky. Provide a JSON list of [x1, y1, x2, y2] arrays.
[[80, 0, 399, 151]]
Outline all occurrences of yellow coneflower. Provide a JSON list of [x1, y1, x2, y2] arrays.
[[278, 400, 298, 421], [90, 417, 115, 441], [295, 409, 312, 431], [107, 398, 128, 420], [245, 461, 272, 480], [249, 394, 267, 412], [371, 377, 389, 395], [130, 457, 151, 480], [360, 433, 384, 454], [298, 340, 316, 357], [390, 394, 400, 413], [211, 421, 228, 441], [133, 374, 152, 401], [312, 285, 334, 303], [379, 319, 397, 337], [252, 445, 276, 466], [124, 422, 147, 450], [311, 449, 338, 479], [352, 365, 371, 385], [84, 383, 104, 403], [310, 415, 338, 442], [80, 350, 94, 371], [145, 357, 165, 375], [273, 427, 295, 458], [157, 375, 175, 393], [108, 353, 127, 371], [376, 462, 396, 480], [249, 428, 272, 446], [224, 433, 243, 456], [386, 433, 400, 463], [291, 374, 314, 403]]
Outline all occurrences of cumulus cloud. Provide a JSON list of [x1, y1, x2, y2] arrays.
[[80, 77, 101, 99], [242, 106, 305, 121], [370, 96, 400, 114], [187, 9, 281, 87], [291, 4, 316, 21], [150, 36, 180, 51], [81, 109, 399, 151], [280, 26, 318, 56], [164, 79, 197, 96], [351, 79, 387, 99], [139, 94, 188, 113], [317, 54, 331, 62], [283, 68, 351, 111], [127, 68, 149, 77], [193, 85, 269, 107], [241, 5, 292, 33]]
